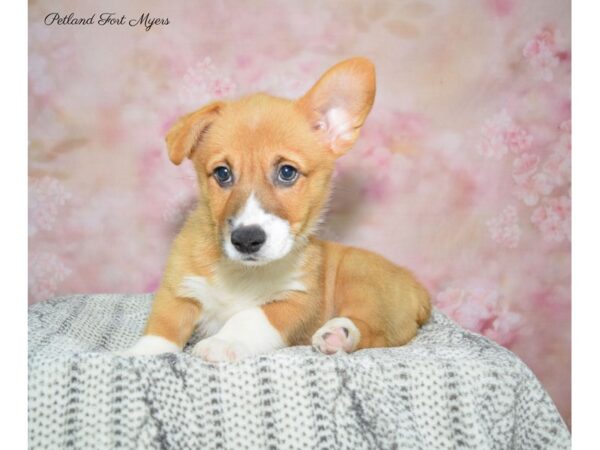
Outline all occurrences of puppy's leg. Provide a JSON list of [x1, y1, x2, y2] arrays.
[[192, 307, 284, 362], [313, 247, 430, 354], [119, 287, 201, 356], [193, 294, 318, 362]]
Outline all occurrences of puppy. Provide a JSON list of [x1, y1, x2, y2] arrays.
[[123, 57, 431, 361]]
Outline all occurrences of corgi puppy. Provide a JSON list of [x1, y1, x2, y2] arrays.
[[123, 57, 431, 361]]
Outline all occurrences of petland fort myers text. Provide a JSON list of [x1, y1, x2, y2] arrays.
[[44, 12, 169, 31]]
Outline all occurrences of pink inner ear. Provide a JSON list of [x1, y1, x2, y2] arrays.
[[324, 107, 353, 142], [316, 106, 359, 154]]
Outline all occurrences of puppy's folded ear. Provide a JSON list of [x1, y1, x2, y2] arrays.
[[165, 101, 224, 165], [298, 57, 376, 155]]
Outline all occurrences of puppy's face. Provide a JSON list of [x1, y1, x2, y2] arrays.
[[194, 97, 337, 265], [166, 58, 376, 265]]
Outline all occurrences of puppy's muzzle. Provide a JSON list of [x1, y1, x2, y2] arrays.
[[230, 225, 267, 254]]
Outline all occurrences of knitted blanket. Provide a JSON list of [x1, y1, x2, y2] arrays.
[[28, 294, 570, 449]]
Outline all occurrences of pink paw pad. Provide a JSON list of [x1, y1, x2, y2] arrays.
[[312, 317, 360, 355], [322, 328, 349, 350], [313, 325, 356, 355]]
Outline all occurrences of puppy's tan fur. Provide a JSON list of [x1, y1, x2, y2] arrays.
[[138, 58, 430, 358]]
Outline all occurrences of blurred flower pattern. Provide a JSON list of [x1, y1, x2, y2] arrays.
[[28, 0, 571, 425]]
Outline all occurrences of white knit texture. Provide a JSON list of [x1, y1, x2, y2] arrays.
[[28, 294, 570, 449]]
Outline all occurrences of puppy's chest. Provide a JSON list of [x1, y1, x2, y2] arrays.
[[178, 266, 305, 336]]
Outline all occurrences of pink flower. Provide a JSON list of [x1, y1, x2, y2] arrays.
[[436, 287, 498, 330], [543, 153, 570, 187], [486, 205, 521, 248], [478, 110, 532, 159], [29, 252, 72, 302], [543, 133, 571, 187], [531, 196, 571, 242], [559, 119, 571, 134], [436, 286, 522, 344], [512, 153, 540, 184], [513, 120, 570, 206], [523, 26, 562, 81], [484, 312, 522, 346], [452, 300, 495, 332], [29, 176, 72, 236], [505, 127, 534, 154], [548, 195, 570, 219], [531, 172, 556, 197], [478, 110, 512, 159], [512, 171, 557, 207], [513, 177, 540, 206]]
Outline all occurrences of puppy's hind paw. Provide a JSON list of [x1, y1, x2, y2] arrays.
[[311, 317, 361, 355]]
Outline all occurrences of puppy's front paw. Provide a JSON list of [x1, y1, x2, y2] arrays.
[[312, 317, 361, 355], [116, 335, 180, 356], [192, 336, 250, 362]]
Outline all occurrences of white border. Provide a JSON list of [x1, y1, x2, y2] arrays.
[[6, 0, 595, 446], [572, 0, 600, 446], [0, 0, 27, 447]]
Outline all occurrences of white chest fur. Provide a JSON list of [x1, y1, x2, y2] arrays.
[[178, 257, 306, 336]]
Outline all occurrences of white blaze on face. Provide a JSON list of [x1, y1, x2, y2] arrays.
[[223, 193, 294, 265]]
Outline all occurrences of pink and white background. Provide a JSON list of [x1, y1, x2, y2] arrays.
[[28, 0, 571, 425]]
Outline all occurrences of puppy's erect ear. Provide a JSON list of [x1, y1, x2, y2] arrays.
[[165, 101, 224, 165], [298, 57, 376, 155]]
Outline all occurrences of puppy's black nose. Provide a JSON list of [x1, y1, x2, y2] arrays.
[[230, 225, 266, 254]]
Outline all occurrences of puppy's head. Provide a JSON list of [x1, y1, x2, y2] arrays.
[[166, 57, 375, 266]]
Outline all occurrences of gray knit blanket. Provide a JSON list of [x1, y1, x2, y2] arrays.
[[28, 294, 569, 449]]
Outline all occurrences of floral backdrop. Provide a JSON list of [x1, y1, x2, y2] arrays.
[[28, 0, 571, 425]]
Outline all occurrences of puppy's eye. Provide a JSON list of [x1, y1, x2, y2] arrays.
[[277, 165, 299, 186], [213, 166, 233, 186]]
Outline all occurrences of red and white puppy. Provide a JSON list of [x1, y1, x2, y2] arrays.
[[123, 58, 431, 361]]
